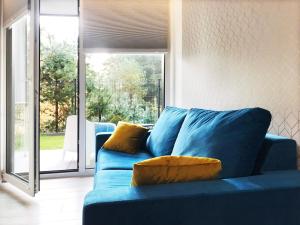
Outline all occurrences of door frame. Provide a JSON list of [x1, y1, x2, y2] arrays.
[[39, 27, 94, 179], [38, 0, 94, 178], [0, 0, 40, 196]]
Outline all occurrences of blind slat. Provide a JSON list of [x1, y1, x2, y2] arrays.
[[80, 0, 169, 51]]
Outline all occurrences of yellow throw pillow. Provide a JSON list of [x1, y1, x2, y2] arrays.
[[132, 156, 222, 186], [103, 121, 148, 154]]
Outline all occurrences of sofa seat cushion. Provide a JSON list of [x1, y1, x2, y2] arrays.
[[90, 170, 300, 202], [146, 106, 187, 156], [97, 148, 152, 171], [85, 170, 300, 225], [172, 108, 271, 178], [93, 170, 133, 190]]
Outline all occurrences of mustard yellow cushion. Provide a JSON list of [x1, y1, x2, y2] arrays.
[[103, 121, 148, 154], [132, 156, 222, 186]]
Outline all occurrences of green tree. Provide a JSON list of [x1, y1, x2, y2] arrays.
[[85, 54, 163, 124], [135, 55, 163, 104], [40, 36, 77, 132], [101, 55, 147, 122], [86, 64, 112, 122]]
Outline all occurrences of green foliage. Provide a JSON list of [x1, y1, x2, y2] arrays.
[[86, 65, 112, 122], [40, 135, 64, 150], [40, 34, 163, 133], [40, 35, 77, 132], [85, 54, 163, 124]]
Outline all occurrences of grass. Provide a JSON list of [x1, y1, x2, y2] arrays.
[[40, 135, 65, 150]]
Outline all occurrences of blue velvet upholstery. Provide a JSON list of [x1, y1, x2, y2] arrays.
[[254, 134, 297, 174], [84, 107, 298, 225], [172, 108, 272, 178], [146, 106, 187, 156], [95, 132, 298, 174], [97, 148, 152, 171], [94, 122, 116, 162], [84, 170, 300, 225], [95, 132, 114, 160], [94, 123, 116, 155], [94, 122, 116, 133]]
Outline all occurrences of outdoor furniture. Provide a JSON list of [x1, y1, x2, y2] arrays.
[[63, 115, 116, 165], [63, 115, 77, 159], [86, 120, 116, 167]]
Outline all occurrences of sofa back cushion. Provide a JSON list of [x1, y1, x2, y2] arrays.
[[146, 106, 187, 156], [172, 108, 271, 178]]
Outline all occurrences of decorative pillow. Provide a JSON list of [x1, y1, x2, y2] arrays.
[[103, 122, 148, 154], [172, 108, 271, 178], [146, 106, 187, 157], [132, 156, 222, 186]]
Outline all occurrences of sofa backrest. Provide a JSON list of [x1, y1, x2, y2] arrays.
[[253, 134, 297, 174], [95, 131, 297, 175]]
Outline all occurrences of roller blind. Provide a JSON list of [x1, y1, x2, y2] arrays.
[[40, 0, 78, 16], [3, 0, 28, 27], [80, 0, 169, 51]]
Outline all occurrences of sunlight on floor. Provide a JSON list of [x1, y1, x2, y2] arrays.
[[0, 177, 93, 225]]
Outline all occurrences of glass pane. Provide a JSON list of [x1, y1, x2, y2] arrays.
[[39, 16, 79, 172], [85, 54, 164, 168], [6, 15, 32, 181]]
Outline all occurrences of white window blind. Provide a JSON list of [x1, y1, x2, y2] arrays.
[[40, 0, 78, 16], [80, 0, 169, 51], [3, 0, 28, 27]]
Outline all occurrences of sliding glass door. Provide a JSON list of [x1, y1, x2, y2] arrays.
[[2, 0, 40, 196]]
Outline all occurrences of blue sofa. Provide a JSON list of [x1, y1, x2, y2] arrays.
[[83, 108, 300, 225]]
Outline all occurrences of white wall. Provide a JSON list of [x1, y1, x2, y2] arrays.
[[169, 0, 182, 105], [0, 0, 2, 174], [171, 0, 300, 164]]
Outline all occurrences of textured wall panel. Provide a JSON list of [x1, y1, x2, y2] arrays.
[[180, 0, 300, 165]]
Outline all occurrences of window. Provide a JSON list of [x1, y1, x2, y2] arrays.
[[39, 16, 79, 172], [85, 53, 165, 168]]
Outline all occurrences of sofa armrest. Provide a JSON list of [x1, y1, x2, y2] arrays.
[[254, 134, 297, 174], [95, 132, 113, 161]]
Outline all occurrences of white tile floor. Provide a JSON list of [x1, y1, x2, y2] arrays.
[[0, 177, 93, 225]]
